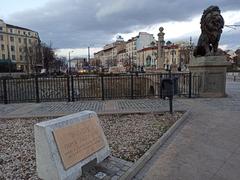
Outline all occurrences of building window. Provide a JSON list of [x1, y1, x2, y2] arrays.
[[20, 55, 23, 61], [173, 58, 176, 64], [18, 30, 20, 34], [1, 44, 4, 50], [12, 55, 16, 60], [0, 35, 3, 41], [2, 54, 5, 60], [24, 38, 27, 44], [11, 46, 15, 51], [10, 36, 14, 42], [0, 27, 2, 31], [146, 56, 151, 67], [10, 29, 13, 33], [28, 32, 31, 36], [18, 38, 22, 43], [23, 31, 26, 35], [19, 47, 22, 52], [28, 39, 32, 44]]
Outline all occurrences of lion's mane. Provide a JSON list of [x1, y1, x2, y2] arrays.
[[194, 6, 224, 57]]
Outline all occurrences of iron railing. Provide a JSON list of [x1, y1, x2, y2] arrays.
[[226, 72, 240, 82], [0, 72, 200, 104]]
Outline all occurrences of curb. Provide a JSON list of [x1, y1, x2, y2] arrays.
[[119, 110, 191, 180]]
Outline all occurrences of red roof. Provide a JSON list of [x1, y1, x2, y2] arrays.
[[138, 46, 158, 52], [164, 44, 179, 49]]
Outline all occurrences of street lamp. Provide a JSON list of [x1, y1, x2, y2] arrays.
[[68, 51, 74, 75], [163, 63, 173, 114], [7, 45, 11, 76]]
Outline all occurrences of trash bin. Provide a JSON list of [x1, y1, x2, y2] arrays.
[[160, 78, 174, 98]]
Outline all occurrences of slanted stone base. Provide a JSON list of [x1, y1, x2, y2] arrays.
[[189, 56, 230, 98]]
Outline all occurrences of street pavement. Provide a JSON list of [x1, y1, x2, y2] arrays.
[[134, 81, 240, 180]]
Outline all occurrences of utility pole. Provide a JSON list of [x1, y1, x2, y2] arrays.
[[68, 51, 71, 75], [131, 49, 134, 72], [88, 46, 90, 64], [7, 44, 11, 75]]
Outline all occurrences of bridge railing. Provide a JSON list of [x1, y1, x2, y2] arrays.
[[0, 72, 200, 104]]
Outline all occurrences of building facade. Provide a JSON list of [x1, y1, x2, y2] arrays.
[[163, 44, 180, 65], [117, 49, 128, 66], [136, 32, 156, 50], [94, 40, 126, 68], [94, 50, 104, 66], [0, 19, 42, 73], [137, 47, 158, 68], [126, 37, 137, 66], [163, 42, 193, 71], [94, 28, 193, 72]]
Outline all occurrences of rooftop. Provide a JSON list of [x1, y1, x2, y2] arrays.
[[6, 24, 36, 32]]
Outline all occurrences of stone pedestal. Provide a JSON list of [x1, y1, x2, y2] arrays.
[[189, 56, 230, 97]]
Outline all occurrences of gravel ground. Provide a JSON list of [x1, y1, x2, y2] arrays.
[[99, 113, 183, 162], [0, 112, 183, 179]]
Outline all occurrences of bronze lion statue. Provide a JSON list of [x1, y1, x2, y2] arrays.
[[194, 6, 224, 57]]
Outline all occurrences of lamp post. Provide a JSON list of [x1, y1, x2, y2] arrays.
[[164, 63, 173, 114], [88, 44, 94, 65], [131, 49, 134, 72], [7, 45, 12, 76], [126, 54, 131, 72], [68, 51, 74, 75]]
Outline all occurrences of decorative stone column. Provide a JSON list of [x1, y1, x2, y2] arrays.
[[189, 56, 230, 97], [157, 27, 165, 70]]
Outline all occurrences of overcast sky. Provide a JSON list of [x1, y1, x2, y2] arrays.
[[1, 0, 240, 57]]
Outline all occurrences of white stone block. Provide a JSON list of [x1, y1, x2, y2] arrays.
[[34, 111, 110, 180]]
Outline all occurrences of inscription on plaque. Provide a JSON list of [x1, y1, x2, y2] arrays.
[[53, 117, 105, 169]]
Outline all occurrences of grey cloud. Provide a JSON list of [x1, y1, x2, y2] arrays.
[[169, 30, 240, 50], [221, 31, 240, 49], [7, 0, 240, 48]]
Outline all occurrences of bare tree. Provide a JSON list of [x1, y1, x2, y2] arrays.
[[41, 43, 56, 73], [21, 38, 42, 74]]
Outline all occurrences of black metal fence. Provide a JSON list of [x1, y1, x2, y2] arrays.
[[226, 72, 240, 82], [0, 72, 200, 104]]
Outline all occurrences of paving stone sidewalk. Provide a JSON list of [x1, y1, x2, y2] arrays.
[[79, 156, 133, 180], [0, 98, 189, 118], [134, 81, 240, 180]]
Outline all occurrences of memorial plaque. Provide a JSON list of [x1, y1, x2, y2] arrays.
[[53, 116, 105, 169]]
